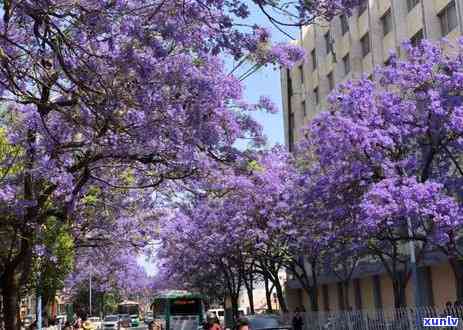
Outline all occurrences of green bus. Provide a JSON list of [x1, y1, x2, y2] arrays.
[[151, 290, 205, 330], [117, 300, 141, 327]]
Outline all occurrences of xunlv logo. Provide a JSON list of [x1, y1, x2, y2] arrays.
[[423, 316, 459, 327]]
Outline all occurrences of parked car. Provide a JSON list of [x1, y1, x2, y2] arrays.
[[246, 315, 292, 330], [103, 315, 120, 330], [89, 317, 102, 329], [118, 314, 131, 329]]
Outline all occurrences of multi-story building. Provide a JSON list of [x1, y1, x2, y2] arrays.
[[281, 0, 463, 312], [281, 0, 462, 151]]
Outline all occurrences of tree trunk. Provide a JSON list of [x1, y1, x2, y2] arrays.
[[310, 262, 319, 312], [264, 274, 273, 312], [244, 277, 255, 315], [273, 277, 288, 313], [449, 258, 463, 300], [231, 294, 239, 322], [2, 271, 19, 330], [306, 286, 318, 312]]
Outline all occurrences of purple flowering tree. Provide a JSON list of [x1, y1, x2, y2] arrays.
[[157, 148, 300, 315], [0, 1, 360, 328], [297, 39, 463, 307]]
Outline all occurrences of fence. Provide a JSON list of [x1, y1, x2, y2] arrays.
[[280, 306, 463, 330]]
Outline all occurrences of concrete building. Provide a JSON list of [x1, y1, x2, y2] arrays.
[[281, 0, 462, 151], [280, 0, 463, 311]]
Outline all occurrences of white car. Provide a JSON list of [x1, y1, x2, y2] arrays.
[[103, 315, 119, 330], [89, 317, 102, 329]]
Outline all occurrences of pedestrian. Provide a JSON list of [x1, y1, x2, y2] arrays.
[[73, 315, 82, 330], [292, 307, 304, 330], [443, 301, 453, 315], [210, 317, 222, 330], [234, 318, 250, 330], [203, 317, 221, 330]]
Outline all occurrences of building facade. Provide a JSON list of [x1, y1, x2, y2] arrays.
[[281, 0, 463, 312], [281, 0, 462, 151]]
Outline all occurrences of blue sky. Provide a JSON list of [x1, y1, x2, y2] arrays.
[[138, 5, 299, 275], [238, 4, 299, 147]]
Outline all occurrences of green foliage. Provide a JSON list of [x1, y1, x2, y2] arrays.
[[0, 127, 23, 178], [31, 217, 75, 308], [247, 160, 263, 172]]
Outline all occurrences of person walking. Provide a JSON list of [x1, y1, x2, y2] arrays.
[[234, 318, 250, 330], [292, 307, 304, 330], [203, 316, 222, 330], [73, 315, 82, 330]]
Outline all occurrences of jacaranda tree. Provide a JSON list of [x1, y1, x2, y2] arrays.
[[0, 1, 360, 328], [297, 39, 463, 307]]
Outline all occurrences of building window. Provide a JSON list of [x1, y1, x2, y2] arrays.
[[337, 282, 346, 310], [327, 71, 334, 91], [324, 31, 331, 53], [381, 9, 392, 36], [322, 285, 330, 311], [288, 111, 294, 152], [361, 32, 370, 57], [354, 279, 363, 310], [358, 0, 368, 15], [314, 87, 319, 105], [372, 275, 383, 309], [410, 29, 424, 47], [407, 0, 419, 12], [340, 15, 349, 35], [299, 65, 304, 85], [343, 53, 350, 76], [302, 100, 306, 116], [287, 69, 293, 96], [439, 1, 458, 36], [311, 49, 317, 71]]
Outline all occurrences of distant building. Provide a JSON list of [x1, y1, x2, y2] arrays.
[[280, 0, 463, 312]]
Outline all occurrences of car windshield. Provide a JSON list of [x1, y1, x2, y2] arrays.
[[249, 317, 282, 328], [105, 316, 118, 322]]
